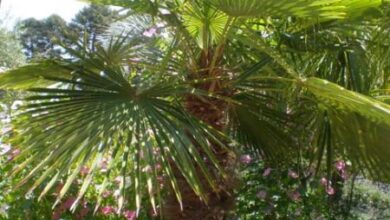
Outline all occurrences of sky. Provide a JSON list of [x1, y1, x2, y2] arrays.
[[1, 0, 88, 28]]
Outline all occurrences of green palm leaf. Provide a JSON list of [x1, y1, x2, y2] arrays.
[[0, 61, 70, 89], [182, 2, 229, 48], [7, 39, 227, 213], [302, 77, 390, 181], [210, 0, 383, 19]]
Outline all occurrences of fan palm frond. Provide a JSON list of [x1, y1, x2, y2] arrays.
[[210, 0, 384, 19], [5, 38, 228, 214]]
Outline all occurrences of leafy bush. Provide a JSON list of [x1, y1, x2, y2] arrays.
[[234, 155, 390, 220]]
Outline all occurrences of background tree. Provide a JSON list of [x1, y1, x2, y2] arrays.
[[68, 4, 119, 51], [0, 28, 25, 69], [17, 4, 118, 59], [17, 15, 69, 59]]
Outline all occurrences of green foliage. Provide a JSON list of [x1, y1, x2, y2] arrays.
[[209, 0, 384, 18], [17, 4, 118, 59], [235, 157, 390, 219], [69, 4, 119, 51], [0, 61, 70, 89], [17, 15, 70, 59], [1, 0, 390, 218], [235, 160, 333, 219], [0, 28, 25, 69]]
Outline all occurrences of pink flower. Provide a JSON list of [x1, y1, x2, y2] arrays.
[[256, 190, 267, 199], [335, 160, 346, 172], [7, 148, 20, 161], [320, 177, 329, 186], [101, 206, 115, 215], [100, 158, 109, 172], [123, 210, 136, 220], [288, 170, 299, 179], [157, 176, 164, 188], [295, 208, 302, 216], [0, 144, 11, 155], [62, 197, 76, 209], [80, 166, 90, 175], [153, 148, 161, 156], [142, 165, 152, 173], [11, 148, 21, 156], [263, 168, 272, 177], [102, 190, 111, 198], [1, 127, 12, 135], [155, 163, 162, 171], [240, 154, 252, 164], [340, 170, 348, 180], [143, 28, 157, 37], [288, 191, 301, 201], [326, 186, 335, 195], [52, 211, 61, 220], [115, 176, 122, 185]]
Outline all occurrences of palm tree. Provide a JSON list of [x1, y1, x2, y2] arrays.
[[1, 0, 390, 219]]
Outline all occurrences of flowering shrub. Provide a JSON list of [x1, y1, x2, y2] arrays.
[[234, 156, 350, 219], [0, 153, 156, 220], [0, 112, 157, 220]]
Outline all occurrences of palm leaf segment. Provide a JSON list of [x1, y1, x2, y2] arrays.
[[232, 25, 390, 181], [182, 2, 229, 49], [210, 0, 383, 18], [2, 39, 227, 214], [302, 78, 390, 181]]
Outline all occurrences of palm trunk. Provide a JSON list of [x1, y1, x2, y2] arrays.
[[161, 50, 238, 219]]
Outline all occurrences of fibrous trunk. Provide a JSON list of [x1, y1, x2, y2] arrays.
[[161, 50, 237, 219]]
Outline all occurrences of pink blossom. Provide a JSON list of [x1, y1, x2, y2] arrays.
[[157, 176, 164, 183], [80, 166, 90, 175], [320, 177, 329, 186], [12, 148, 20, 156], [157, 176, 164, 188], [143, 28, 157, 37], [340, 170, 348, 180], [335, 160, 346, 172], [288, 191, 301, 201], [326, 186, 335, 195], [0, 144, 11, 155], [1, 127, 12, 135], [263, 168, 272, 177], [256, 190, 267, 199], [240, 154, 252, 164], [102, 190, 111, 198], [142, 165, 152, 173], [52, 211, 61, 220], [153, 148, 161, 156], [294, 208, 302, 216], [155, 163, 162, 171], [100, 158, 109, 172], [7, 148, 20, 161], [101, 206, 115, 215], [115, 176, 122, 185], [123, 210, 136, 220], [62, 197, 76, 209], [288, 170, 299, 179]]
